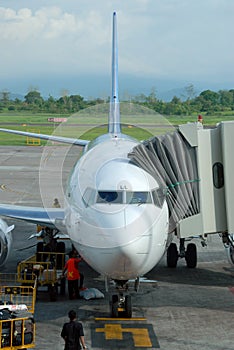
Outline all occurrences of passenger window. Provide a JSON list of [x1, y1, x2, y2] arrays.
[[97, 191, 122, 203]]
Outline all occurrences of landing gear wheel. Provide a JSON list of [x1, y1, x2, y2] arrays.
[[56, 241, 65, 269], [49, 285, 58, 301], [167, 243, 178, 268], [185, 243, 197, 268], [60, 276, 66, 295], [111, 294, 119, 318], [125, 295, 132, 318], [36, 242, 44, 262]]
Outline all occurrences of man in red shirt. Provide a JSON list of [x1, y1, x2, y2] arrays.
[[62, 251, 82, 299]]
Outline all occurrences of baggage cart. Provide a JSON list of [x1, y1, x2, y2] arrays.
[[0, 316, 35, 349], [0, 274, 36, 349], [16, 251, 66, 301], [0, 274, 36, 314]]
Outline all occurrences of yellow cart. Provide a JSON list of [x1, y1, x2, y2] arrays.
[[0, 274, 36, 315], [0, 316, 35, 349], [16, 251, 66, 301], [0, 274, 36, 349]]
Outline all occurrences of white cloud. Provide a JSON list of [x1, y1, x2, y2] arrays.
[[0, 7, 109, 76], [0, 6, 78, 41], [0, 0, 233, 96]]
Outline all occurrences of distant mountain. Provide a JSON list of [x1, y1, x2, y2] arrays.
[[2, 73, 233, 103], [9, 93, 24, 101], [157, 87, 200, 102]]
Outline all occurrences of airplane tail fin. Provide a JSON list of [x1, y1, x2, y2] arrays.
[[108, 12, 121, 135]]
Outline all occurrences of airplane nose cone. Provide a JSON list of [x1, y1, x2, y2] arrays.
[[75, 202, 168, 279], [83, 204, 161, 248]]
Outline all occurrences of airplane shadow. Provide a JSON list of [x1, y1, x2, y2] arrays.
[[131, 259, 234, 313], [34, 258, 234, 324], [146, 263, 234, 288]]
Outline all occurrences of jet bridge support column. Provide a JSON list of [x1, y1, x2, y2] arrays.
[[177, 122, 227, 239], [220, 122, 234, 234]]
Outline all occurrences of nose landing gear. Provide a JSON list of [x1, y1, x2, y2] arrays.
[[110, 280, 132, 318]]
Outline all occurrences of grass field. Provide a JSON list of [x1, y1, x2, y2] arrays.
[[0, 108, 234, 145]]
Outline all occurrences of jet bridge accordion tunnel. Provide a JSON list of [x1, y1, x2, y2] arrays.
[[129, 121, 234, 239]]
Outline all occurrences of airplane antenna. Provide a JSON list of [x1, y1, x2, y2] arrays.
[[108, 11, 121, 135]]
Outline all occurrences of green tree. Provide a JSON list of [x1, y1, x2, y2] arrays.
[[147, 87, 157, 104], [70, 95, 86, 111], [184, 84, 197, 101], [24, 90, 44, 105], [0, 90, 10, 107], [45, 95, 58, 113], [229, 89, 234, 110], [193, 90, 219, 113], [219, 90, 233, 108]]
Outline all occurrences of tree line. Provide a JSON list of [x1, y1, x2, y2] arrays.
[[0, 87, 234, 116]]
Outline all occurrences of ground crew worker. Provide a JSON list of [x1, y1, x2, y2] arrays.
[[61, 309, 87, 349], [62, 251, 83, 299], [53, 198, 61, 208]]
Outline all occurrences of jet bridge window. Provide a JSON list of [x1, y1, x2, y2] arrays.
[[97, 191, 123, 203], [213, 162, 224, 189], [126, 191, 152, 204]]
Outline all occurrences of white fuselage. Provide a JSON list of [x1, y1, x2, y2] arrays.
[[64, 134, 169, 280]]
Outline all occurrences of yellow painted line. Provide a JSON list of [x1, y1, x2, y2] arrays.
[[95, 317, 146, 321], [0, 183, 34, 197], [96, 323, 152, 347], [96, 324, 123, 340]]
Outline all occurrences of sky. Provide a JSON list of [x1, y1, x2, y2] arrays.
[[0, 0, 233, 100]]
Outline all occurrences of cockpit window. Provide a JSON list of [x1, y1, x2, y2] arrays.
[[83, 188, 164, 207], [97, 191, 123, 203], [152, 188, 165, 208], [126, 191, 152, 204], [82, 187, 96, 207]]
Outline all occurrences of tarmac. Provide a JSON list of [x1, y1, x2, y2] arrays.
[[0, 146, 234, 350]]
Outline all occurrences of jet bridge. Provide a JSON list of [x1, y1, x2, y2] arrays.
[[129, 121, 234, 244]]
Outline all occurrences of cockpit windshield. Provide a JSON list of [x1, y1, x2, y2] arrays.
[[97, 191, 122, 203], [126, 191, 152, 204], [82, 187, 165, 208]]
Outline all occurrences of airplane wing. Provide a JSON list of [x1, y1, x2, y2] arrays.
[[0, 128, 89, 147], [0, 204, 66, 231]]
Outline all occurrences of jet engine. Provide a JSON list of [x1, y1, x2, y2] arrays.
[[0, 218, 14, 267]]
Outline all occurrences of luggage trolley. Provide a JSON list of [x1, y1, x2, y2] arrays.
[[0, 316, 35, 349], [17, 250, 66, 301], [0, 273, 36, 349]]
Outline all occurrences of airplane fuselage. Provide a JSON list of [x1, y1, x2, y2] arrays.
[[65, 134, 169, 280]]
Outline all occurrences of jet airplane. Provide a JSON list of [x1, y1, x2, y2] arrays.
[[0, 12, 200, 316]]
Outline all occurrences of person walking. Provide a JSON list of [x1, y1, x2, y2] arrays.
[[61, 309, 87, 349], [62, 251, 83, 299]]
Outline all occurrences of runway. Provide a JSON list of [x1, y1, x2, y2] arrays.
[[0, 146, 234, 349]]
